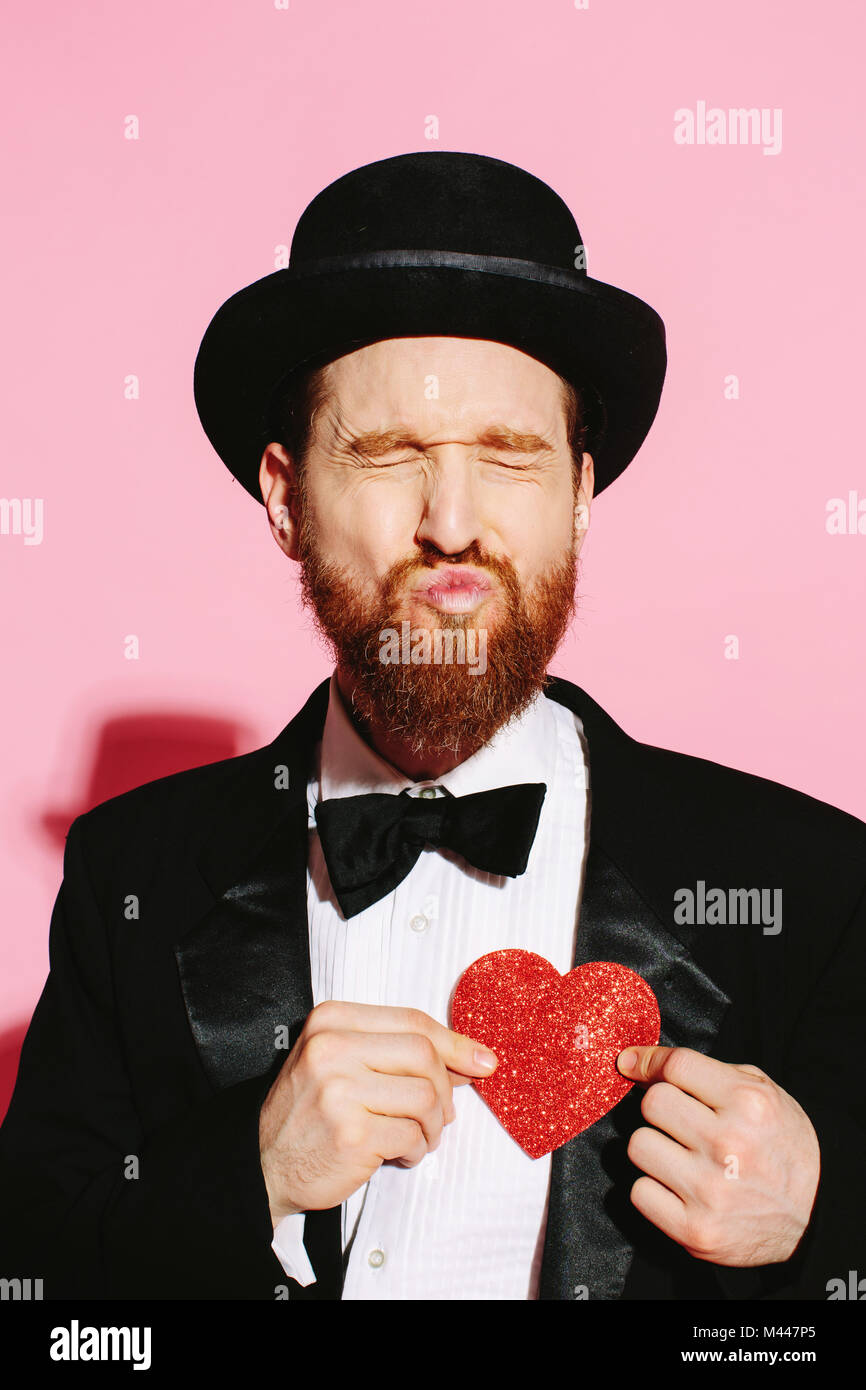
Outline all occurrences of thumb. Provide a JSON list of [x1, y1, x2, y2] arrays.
[[616, 1044, 673, 1083]]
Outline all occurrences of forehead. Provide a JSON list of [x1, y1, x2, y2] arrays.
[[322, 337, 566, 434]]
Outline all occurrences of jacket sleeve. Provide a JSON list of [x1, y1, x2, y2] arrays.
[[714, 872, 866, 1301], [0, 813, 290, 1300]]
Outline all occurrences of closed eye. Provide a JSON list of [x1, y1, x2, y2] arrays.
[[349, 454, 424, 469], [352, 453, 544, 470], [482, 457, 536, 468]]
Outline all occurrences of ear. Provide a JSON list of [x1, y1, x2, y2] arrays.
[[573, 452, 594, 555], [259, 443, 302, 561]]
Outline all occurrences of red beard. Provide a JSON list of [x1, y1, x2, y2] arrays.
[[298, 521, 578, 759]]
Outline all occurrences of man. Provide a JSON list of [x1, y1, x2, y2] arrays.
[[1, 152, 864, 1301]]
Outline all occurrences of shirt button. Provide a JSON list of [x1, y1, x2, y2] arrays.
[[368, 1248, 386, 1269], [409, 913, 430, 934], [419, 787, 438, 799]]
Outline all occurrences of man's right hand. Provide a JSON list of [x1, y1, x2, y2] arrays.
[[258, 1001, 499, 1226]]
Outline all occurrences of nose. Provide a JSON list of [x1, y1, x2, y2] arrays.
[[414, 448, 484, 556]]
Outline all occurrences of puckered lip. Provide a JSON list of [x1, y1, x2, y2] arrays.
[[413, 566, 494, 597]]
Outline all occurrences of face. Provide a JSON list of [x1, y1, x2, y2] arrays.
[[260, 336, 594, 759]]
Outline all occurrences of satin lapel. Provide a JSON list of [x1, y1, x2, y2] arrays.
[[538, 679, 732, 1301], [174, 679, 331, 1091], [174, 678, 346, 1299]]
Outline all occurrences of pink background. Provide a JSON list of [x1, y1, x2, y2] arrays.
[[2, 0, 864, 1118]]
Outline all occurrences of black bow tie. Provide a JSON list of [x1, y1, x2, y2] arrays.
[[314, 782, 547, 919]]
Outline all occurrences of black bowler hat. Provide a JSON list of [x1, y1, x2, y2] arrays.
[[193, 151, 666, 502]]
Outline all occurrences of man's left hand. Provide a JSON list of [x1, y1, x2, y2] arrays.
[[616, 1046, 820, 1267]]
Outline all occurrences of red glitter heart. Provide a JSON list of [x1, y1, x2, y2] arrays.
[[451, 949, 660, 1158]]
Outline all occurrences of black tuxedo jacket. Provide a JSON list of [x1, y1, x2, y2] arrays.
[[1, 676, 864, 1300]]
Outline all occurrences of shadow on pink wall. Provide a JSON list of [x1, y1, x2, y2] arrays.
[[0, 1023, 29, 1127], [3, 710, 248, 1125], [39, 711, 249, 847]]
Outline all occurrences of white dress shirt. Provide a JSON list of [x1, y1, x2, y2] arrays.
[[272, 672, 590, 1299]]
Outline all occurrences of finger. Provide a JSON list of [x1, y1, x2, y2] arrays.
[[393, 1007, 499, 1080], [617, 1046, 739, 1109], [359, 1072, 449, 1147], [312, 1030, 456, 1121], [627, 1125, 695, 1202], [372, 1116, 428, 1167], [305, 1001, 498, 1079], [445, 1068, 478, 1089], [630, 1174, 689, 1247], [639, 1080, 716, 1150]]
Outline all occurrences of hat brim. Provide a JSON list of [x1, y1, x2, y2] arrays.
[[193, 262, 666, 502]]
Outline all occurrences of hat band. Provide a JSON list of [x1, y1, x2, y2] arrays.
[[288, 248, 588, 289]]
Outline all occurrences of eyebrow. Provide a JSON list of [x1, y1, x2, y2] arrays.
[[341, 426, 556, 459]]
